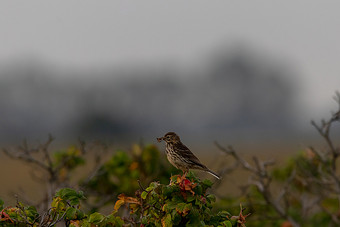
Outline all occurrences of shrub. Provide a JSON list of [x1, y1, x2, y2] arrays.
[[0, 175, 245, 226], [114, 172, 246, 226]]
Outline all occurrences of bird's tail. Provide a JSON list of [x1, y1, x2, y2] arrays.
[[207, 169, 220, 180]]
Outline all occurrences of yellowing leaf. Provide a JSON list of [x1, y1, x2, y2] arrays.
[[161, 213, 172, 227], [114, 199, 125, 211], [70, 220, 80, 227], [117, 194, 140, 204], [114, 194, 141, 211]]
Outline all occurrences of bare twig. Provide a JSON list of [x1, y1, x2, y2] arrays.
[[138, 179, 145, 191], [215, 142, 300, 227]]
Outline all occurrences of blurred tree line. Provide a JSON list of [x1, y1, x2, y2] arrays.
[[0, 46, 297, 144]]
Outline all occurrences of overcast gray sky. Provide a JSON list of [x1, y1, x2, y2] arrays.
[[1, 1, 340, 120]]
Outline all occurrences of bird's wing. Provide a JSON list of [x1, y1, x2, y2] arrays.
[[176, 143, 207, 169]]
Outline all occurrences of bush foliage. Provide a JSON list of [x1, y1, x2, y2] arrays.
[[0, 142, 245, 226], [1, 93, 340, 227], [114, 172, 244, 227], [0, 176, 245, 226]]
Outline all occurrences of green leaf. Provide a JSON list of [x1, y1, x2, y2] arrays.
[[217, 220, 233, 227], [186, 220, 205, 227], [150, 208, 160, 219], [105, 214, 124, 226], [218, 210, 232, 218], [162, 213, 172, 227], [141, 215, 149, 224], [76, 209, 86, 219], [141, 191, 148, 200], [88, 212, 105, 224], [114, 216, 124, 227], [165, 198, 184, 211], [65, 207, 77, 220], [186, 171, 197, 179], [68, 197, 80, 206], [187, 195, 196, 202], [56, 188, 77, 197], [51, 197, 66, 211], [195, 198, 203, 209], [54, 188, 85, 206], [25, 206, 39, 221], [171, 210, 182, 225], [77, 190, 85, 199], [207, 194, 216, 203], [188, 207, 200, 220], [145, 186, 153, 192], [202, 179, 213, 188], [146, 182, 159, 192], [224, 220, 233, 227], [194, 185, 203, 195], [162, 185, 176, 197], [176, 203, 192, 217], [176, 203, 186, 213], [184, 203, 192, 214]]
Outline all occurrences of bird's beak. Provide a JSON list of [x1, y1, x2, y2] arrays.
[[157, 137, 164, 142]]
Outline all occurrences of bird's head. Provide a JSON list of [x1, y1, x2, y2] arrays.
[[157, 132, 181, 143]]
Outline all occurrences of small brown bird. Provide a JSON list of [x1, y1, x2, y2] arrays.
[[157, 132, 220, 179]]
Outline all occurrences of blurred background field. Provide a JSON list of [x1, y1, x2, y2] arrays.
[[1, 1, 340, 225]]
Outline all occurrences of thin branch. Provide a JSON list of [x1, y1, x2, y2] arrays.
[[214, 142, 256, 172], [138, 180, 145, 191]]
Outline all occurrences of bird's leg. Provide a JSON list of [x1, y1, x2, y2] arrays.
[[182, 169, 188, 180]]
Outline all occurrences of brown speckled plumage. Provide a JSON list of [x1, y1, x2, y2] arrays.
[[157, 132, 220, 179]]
